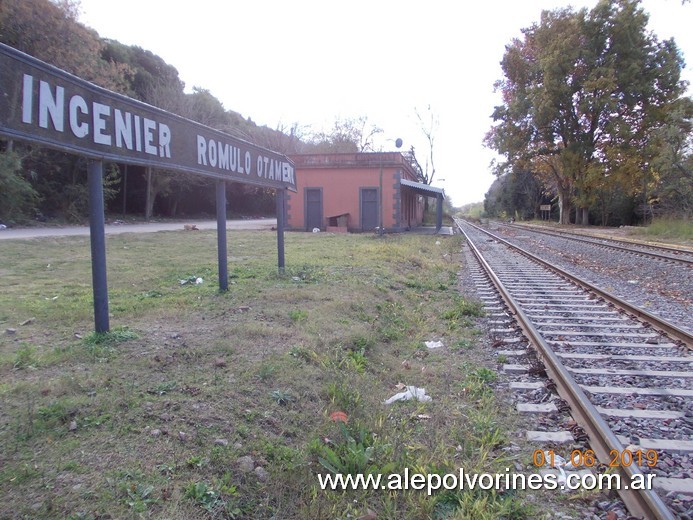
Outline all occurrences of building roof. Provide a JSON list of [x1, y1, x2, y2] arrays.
[[289, 152, 424, 183], [400, 178, 445, 198]]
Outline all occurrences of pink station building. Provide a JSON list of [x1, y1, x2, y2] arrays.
[[285, 152, 444, 233]]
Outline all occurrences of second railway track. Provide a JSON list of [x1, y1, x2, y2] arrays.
[[506, 222, 693, 266], [455, 218, 692, 519]]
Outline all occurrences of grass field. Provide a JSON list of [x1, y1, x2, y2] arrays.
[[635, 217, 693, 242], [0, 229, 570, 519]]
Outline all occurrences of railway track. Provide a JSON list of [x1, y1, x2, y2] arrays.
[[454, 218, 693, 520], [506, 222, 693, 266], [488, 220, 692, 337]]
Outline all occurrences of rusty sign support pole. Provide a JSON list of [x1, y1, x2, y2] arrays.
[[88, 159, 110, 333], [216, 180, 229, 292]]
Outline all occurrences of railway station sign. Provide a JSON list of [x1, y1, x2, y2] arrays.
[[0, 42, 292, 333], [0, 43, 296, 191]]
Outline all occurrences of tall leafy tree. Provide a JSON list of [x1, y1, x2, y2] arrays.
[[0, 0, 132, 222], [0, 150, 40, 223], [483, 168, 546, 220], [0, 0, 130, 91], [649, 98, 693, 217], [485, 0, 686, 224]]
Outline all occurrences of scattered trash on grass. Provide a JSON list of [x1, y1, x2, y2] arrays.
[[312, 228, 320, 233], [179, 276, 204, 285], [384, 386, 432, 405], [425, 340, 444, 349], [183, 224, 199, 231]]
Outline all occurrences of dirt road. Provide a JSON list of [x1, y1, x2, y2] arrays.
[[0, 218, 277, 240]]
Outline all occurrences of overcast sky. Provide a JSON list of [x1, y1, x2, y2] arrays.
[[77, 0, 692, 207]]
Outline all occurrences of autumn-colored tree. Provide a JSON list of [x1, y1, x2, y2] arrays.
[[0, 0, 132, 222], [485, 0, 686, 224], [0, 0, 130, 91]]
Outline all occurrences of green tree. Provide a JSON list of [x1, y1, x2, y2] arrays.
[[484, 168, 545, 220], [0, 0, 132, 223], [649, 98, 693, 217], [0, 150, 40, 223], [485, 0, 686, 224], [0, 0, 130, 91]]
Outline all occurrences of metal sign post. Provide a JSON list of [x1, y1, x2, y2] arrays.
[[216, 180, 228, 292], [276, 188, 286, 274], [88, 159, 110, 333]]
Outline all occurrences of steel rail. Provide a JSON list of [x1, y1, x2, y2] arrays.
[[508, 222, 693, 265], [464, 220, 692, 347], [455, 218, 676, 520]]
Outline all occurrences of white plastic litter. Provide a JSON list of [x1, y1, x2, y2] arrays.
[[384, 386, 432, 405], [537, 450, 570, 484], [179, 276, 204, 285], [425, 340, 444, 349], [312, 227, 320, 233]]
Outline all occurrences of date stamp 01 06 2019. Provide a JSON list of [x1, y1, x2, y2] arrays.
[[532, 448, 659, 469]]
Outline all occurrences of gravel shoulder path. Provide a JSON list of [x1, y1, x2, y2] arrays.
[[0, 218, 277, 240]]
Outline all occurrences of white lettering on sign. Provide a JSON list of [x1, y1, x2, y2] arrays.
[[114, 109, 132, 149], [134, 115, 142, 152], [39, 80, 64, 131], [256, 154, 295, 185], [195, 137, 293, 184], [196, 135, 249, 174], [143, 118, 157, 155], [20, 74, 171, 158], [22, 74, 33, 124], [69, 95, 88, 138], [93, 102, 111, 145], [245, 151, 251, 175], [282, 162, 294, 184]]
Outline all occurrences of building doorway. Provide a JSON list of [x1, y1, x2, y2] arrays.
[[305, 188, 323, 231], [360, 188, 378, 231]]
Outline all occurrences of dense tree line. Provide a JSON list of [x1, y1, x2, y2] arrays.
[[0, 0, 390, 225], [484, 0, 692, 225]]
